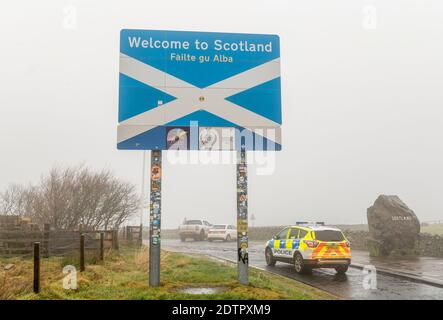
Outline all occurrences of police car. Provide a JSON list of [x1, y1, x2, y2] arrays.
[[265, 222, 351, 274]]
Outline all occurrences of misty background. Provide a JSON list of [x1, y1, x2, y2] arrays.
[[0, 0, 442, 228]]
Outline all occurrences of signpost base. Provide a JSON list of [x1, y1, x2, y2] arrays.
[[237, 149, 249, 285], [149, 150, 162, 287]]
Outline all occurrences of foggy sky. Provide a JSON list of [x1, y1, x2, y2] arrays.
[[1, 0, 442, 228]]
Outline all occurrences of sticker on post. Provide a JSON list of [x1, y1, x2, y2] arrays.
[[151, 165, 161, 181], [152, 235, 160, 246]]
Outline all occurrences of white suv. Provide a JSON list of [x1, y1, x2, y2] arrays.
[[178, 219, 212, 241]]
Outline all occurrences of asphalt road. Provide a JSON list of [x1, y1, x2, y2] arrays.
[[159, 239, 443, 300]]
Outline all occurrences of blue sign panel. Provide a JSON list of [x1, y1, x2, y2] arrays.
[[117, 29, 282, 151]]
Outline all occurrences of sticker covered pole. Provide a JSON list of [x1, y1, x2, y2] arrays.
[[149, 150, 162, 286], [237, 148, 249, 285]]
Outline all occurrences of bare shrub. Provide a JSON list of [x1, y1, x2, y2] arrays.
[[0, 165, 139, 230]]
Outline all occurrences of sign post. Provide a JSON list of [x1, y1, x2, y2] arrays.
[[117, 29, 282, 287], [149, 150, 162, 286], [237, 149, 249, 284]]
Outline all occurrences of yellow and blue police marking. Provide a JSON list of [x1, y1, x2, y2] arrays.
[[268, 239, 300, 249]]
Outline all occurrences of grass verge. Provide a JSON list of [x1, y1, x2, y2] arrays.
[[0, 245, 336, 300]]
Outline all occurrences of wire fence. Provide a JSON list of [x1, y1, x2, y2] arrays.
[[0, 229, 117, 257], [0, 225, 144, 298]]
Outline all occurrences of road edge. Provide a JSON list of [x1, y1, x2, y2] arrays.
[[350, 263, 443, 288]]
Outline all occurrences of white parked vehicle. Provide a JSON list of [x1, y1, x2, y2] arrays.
[[178, 219, 212, 241], [207, 224, 237, 242]]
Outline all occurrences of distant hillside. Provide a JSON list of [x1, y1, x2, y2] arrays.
[[421, 223, 443, 235], [336, 223, 443, 235], [333, 224, 368, 232]]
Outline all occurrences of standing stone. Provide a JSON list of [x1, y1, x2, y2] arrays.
[[367, 195, 420, 256]]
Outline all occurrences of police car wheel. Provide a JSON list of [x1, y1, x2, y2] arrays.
[[294, 253, 310, 274], [180, 236, 186, 242], [265, 247, 276, 266], [335, 265, 349, 274]]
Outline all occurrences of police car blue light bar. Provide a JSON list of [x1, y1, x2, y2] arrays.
[[295, 221, 325, 226]]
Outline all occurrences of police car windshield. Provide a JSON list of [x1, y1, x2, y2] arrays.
[[315, 230, 344, 241], [212, 225, 226, 229], [185, 220, 202, 225]]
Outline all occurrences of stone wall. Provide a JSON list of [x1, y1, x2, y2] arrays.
[[161, 227, 443, 258], [342, 230, 369, 251], [417, 233, 443, 258], [160, 226, 287, 242], [343, 230, 443, 258]]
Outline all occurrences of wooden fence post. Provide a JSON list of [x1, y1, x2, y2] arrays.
[[112, 230, 119, 251], [100, 232, 104, 261], [80, 234, 85, 272], [33, 242, 40, 294], [43, 223, 50, 258]]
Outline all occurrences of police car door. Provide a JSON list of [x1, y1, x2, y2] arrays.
[[286, 227, 300, 258], [273, 227, 291, 258]]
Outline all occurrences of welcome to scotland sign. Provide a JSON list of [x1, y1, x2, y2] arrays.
[[117, 29, 282, 151]]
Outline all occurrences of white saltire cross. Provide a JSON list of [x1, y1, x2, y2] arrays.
[[118, 53, 281, 145]]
